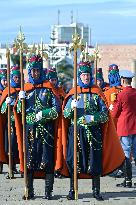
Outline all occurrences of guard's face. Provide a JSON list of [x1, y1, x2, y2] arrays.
[[1, 79, 7, 88], [31, 68, 40, 80], [13, 75, 20, 84], [121, 78, 124, 86], [80, 73, 90, 85], [97, 79, 103, 87], [49, 78, 57, 86]]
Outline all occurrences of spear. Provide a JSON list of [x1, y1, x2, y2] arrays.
[[70, 31, 84, 200], [6, 47, 13, 179], [94, 43, 100, 85], [84, 42, 88, 62], [40, 38, 48, 71], [41, 37, 43, 59], [40, 38, 44, 69], [16, 26, 28, 199]]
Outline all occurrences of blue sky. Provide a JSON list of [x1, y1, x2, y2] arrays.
[[0, 0, 136, 45]]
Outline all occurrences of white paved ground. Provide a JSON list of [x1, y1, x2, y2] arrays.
[[0, 163, 136, 205]]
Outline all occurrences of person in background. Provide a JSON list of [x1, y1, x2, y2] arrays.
[[0, 68, 7, 174], [96, 68, 109, 91], [46, 67, 66, 178], [46, 67, 66, 101], [104, 64, 123, 178], [0, 65, 21, 178], [104, 64, 122, 107], [111, 70, 136, 188], [0, 69, 7, 100]]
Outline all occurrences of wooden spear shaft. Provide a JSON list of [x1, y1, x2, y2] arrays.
[[20, 47, 28, 199], [7, 48, 12, 179], [74, 47, 78, 200], [95, 56, 98, 85], [41, 38, 43, 59], [41, 39, 44, 69]]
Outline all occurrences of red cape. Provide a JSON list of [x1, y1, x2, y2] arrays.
[[61, 85, 125, 178], [13, 81, 62, 174], [0, 87, 20, 164]]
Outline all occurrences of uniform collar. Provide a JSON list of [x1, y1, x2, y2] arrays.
[[122, 85, 132, 90]]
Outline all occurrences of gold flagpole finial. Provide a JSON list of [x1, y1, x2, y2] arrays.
[[16, 26, 25, 47], [70, 32, 84, 52], [94, 43, 101, 61]]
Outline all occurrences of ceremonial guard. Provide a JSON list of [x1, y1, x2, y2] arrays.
[[104, 64, 123, 177], [17, 54, 61, 200], [46, 67, 66, 178], [0, 69, 7, 173], [104, 64, 122, 107], [0, 65, 21, 177], [111, 70, 136, 188], [46, 67, 66, 101], [61, 61, 125, 201], [96, 68, 109, 90], [0, 69, 7, 99]]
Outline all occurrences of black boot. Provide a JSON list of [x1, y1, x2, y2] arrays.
[[12, 164, 19, 174], [134, 158, 136, 166], [115, 164, 124, 178], [6, 171, 14, 179], [44, 174, 54, 200], [67, 174, 75, 200], [116, 158, 132, 188], [92, 176, 104, 201], [115, 169, 124, 178], [20, 172, 24, 178], [0, 162, 3, 174], [54, 170, 62, 178], [22, 171, 34, 200]]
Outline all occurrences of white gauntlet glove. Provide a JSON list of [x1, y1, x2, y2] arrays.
[[84, 115, 94, 123], [19, 91, 26, 99], [5, 97, 12, 104], [35, 111, 42, 122], [71, 99, 78, 109], [109, 104, 114, 111]]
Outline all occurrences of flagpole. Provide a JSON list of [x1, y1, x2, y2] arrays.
[[16, 26, 28, 199], [70, 31, 84, 200], [41, 37, 43, 59], [94, 43, 99, 85], [6, 47, 13, 179]]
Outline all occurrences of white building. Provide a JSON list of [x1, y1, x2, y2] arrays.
[[0, 48, 7, 69], [51, 22, 91, 45]]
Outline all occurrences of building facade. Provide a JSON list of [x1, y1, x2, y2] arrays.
[[51, 22, 91, 44], [1, 44, 136, 87], [97, 44, 136, 87]]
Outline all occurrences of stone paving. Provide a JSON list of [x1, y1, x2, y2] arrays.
[[0, 163, 136, 205]]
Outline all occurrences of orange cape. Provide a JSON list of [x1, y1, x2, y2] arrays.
[[13, 81, 62, 174], [54, 86, 66, 170], [104, 86, 122, 128], [0, 90, 2, 100], [57, 86, 66, 98], [104, 86, 122, 106], [0, 87, 20, 163], [61, 85, 125, 178]]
